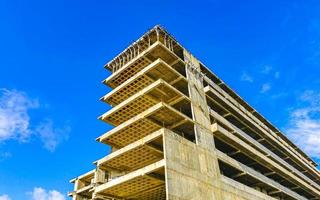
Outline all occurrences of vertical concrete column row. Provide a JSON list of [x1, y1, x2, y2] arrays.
[[164, 50, 223, 200]]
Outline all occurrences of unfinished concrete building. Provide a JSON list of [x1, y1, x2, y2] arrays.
[[69, 25, 320, 200]]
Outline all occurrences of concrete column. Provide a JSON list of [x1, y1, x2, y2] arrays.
[[163, 51, 223, 200], [183, 51, 214, 150], [94, 168, 106, 185]]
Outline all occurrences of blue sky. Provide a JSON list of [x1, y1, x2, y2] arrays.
[[0, 0, 320, 199]]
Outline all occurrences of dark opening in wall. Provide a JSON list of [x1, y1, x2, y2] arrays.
[[206, 91, 316, 184], [172, 61, 186, 78], [214, 137, 314, 199], [218, 160, 297, 200], [172, 101, 192, 119], [172, 123, 196, 143], [172, 79, 189, 97]]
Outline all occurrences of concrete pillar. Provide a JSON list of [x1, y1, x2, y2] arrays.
[[163, 51, 223, 200]]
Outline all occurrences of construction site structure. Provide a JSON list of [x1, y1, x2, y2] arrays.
[[69, 25, 320, 200]]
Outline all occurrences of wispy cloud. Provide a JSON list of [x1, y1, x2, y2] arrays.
[[36, 120, 70, 152], [0, 88, 70, 152], [0, 89, 39, 142], [261, 65, 273, 74], [286, 90, 320, 159], [0, 194, 11, 200], [29, 187, 65, 200], [260, 83, 271, 93], [261, 65, 281, 79], [240, 72, 253, 82]]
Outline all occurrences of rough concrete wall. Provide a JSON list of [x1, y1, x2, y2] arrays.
[[164, 50, 276, 200], [164, 129, 221, 200], [164, 129, 277, 200], [221, 177, 278, 200], [183, 51, 214, 150], [163, 51, 223, 200]]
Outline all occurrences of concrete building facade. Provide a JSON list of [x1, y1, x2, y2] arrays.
[[69, 26, 320, 200]]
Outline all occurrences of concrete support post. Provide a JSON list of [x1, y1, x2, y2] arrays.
[[94, 168, 106, 185], [183, 51, 214, 150], [72, 180, 85, 200], [163, 51, 223, 200]]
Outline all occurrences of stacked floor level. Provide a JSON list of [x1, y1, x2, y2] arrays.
[[69, 26, 320, 200]]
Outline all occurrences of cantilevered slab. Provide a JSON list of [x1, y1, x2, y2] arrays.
[[209, 108, 320, 191], [128, 185, 165, 200], [70, 169, 95, 184], [205, 84, 320, 173], [99, 79, 189, 126], [97, 102, 193, 148], [96, 130, 163, 172], [102, 58, 187, 106], [105, 41, 184, 89], [211, 123, 320, 197], [68, 169, 95, 198], [217, 150, 308, 200], [206, 86, 320, 190], [70, 185, 93, 199], [94, 160, 165, 199]]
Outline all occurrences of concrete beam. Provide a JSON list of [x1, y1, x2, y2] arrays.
[[217, 150, 308, 200], [210, 109, 320, 193], [205, 85, 320, 178], [212, 123, 320, 197], [94, 160, 165, 196]]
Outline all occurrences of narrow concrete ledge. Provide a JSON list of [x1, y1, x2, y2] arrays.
[[97, 102, 194, 148], [95, 129, 164, 172], [94, 160, 165, 199], [99, 79, 189, 126], [104, 41, 184, 89], [212, 123, 320, 197], [217, 150, 308, 200], [102, 58, 187, 106]]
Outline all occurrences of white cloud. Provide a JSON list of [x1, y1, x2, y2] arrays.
[[0, 194, 11, 200], [261, 65, 272, 74], [240, 72, 253, 82], [36, 120, 70, 152], [0, 88, 69, 152], [300, 90, 320, 105], [0, 88, 39, 142], [286, 90, 320, 159], [260, 83, 271, 93], [30, 187, 65, 200]]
